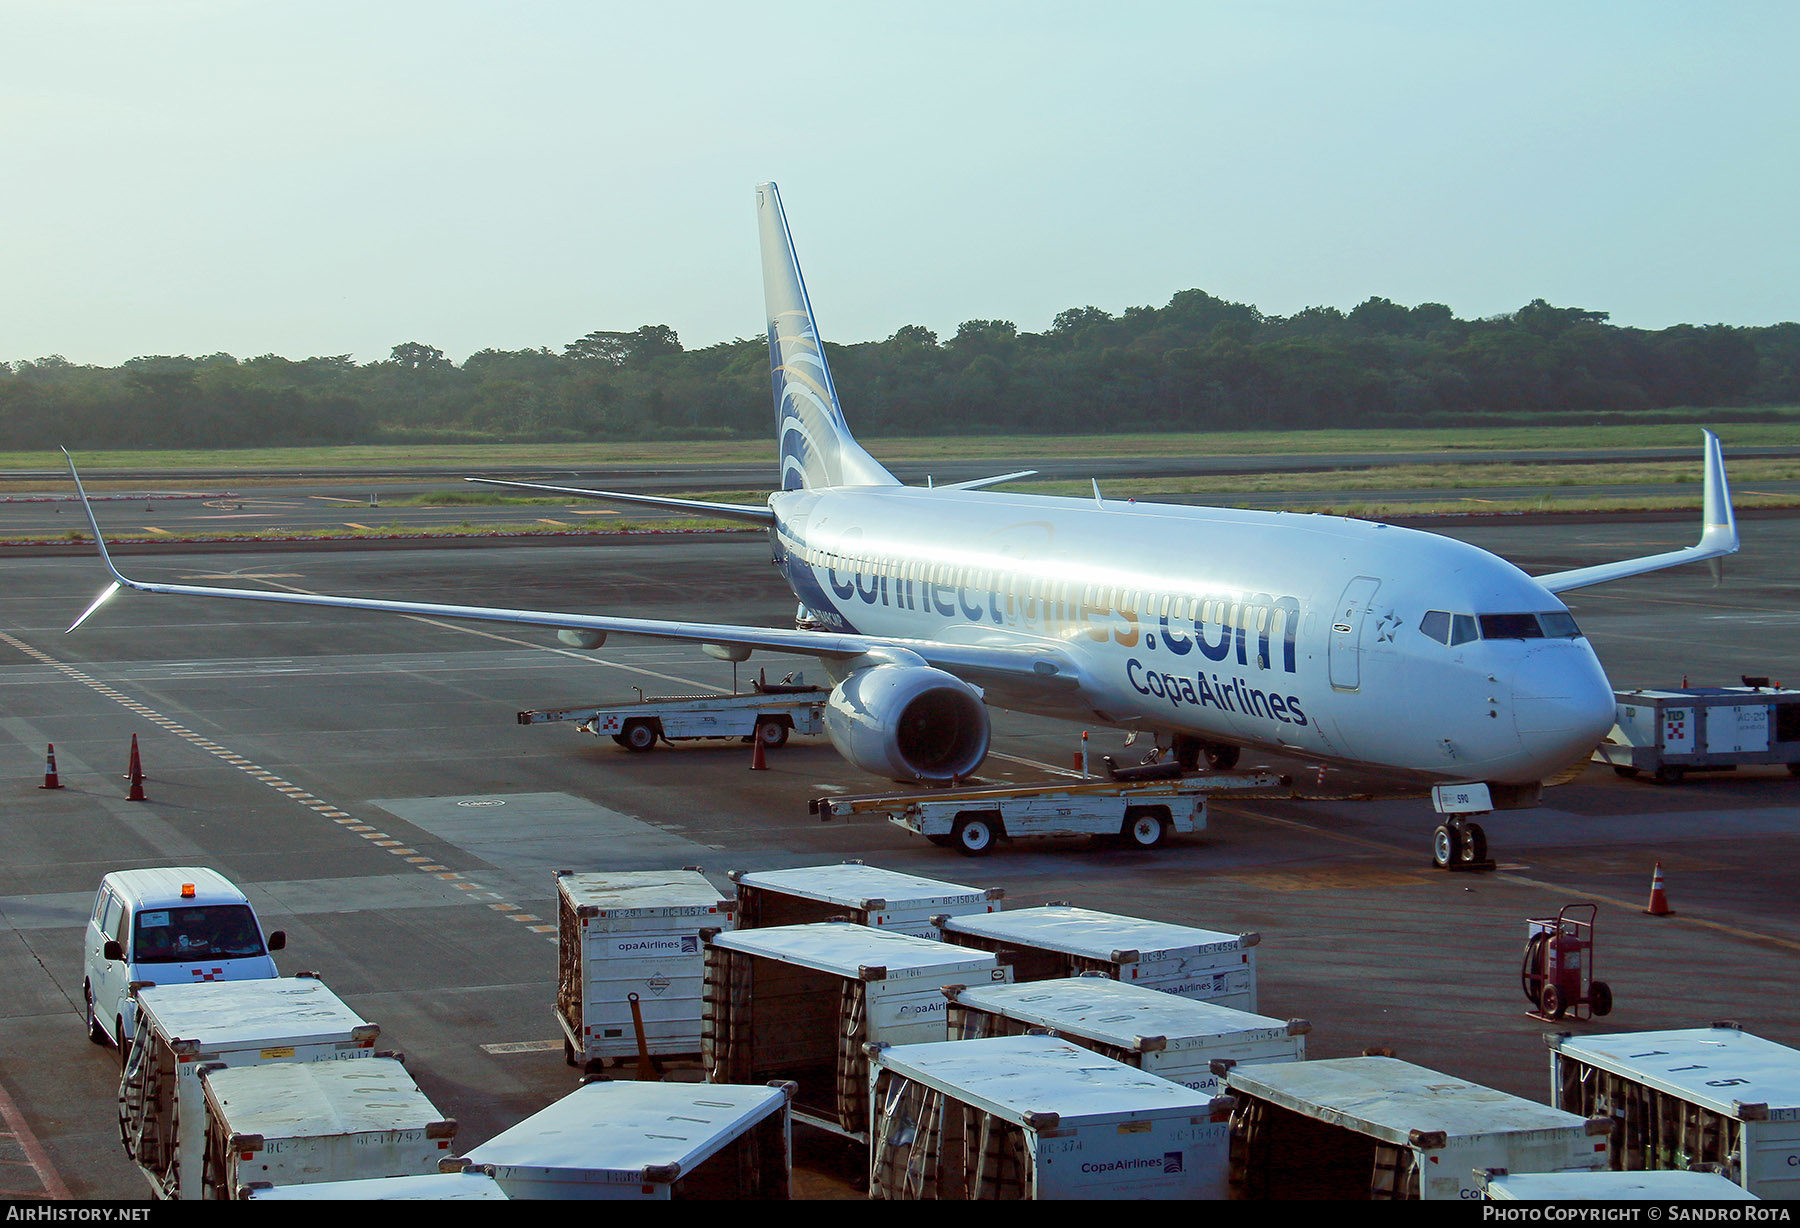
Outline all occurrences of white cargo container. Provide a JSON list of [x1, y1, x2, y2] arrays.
[[1479, 1168, 1759, 1200], [945, 976, 1307, 1094], [1225, 1056, 1611, 1200], [867, 1034, 1232, 1199], [452, 1080, 793, 1199], [199, 1057, 455, 1198], [1547, 1025, 1800, 1198], [938, 904, 1260, 1011], [702, 921, 1013, 1139], [246, 1171, 508, 1199], [554, 869, 734, 1070], [120, 975, 379, 1200], [727, 862, 1002, 937]]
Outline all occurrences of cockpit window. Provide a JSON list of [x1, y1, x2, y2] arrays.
[[1421, 610, 1580, 645], [1478, 613, 1544, 640]]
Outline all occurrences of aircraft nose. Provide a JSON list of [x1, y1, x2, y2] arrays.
[[1511, 645, 1618, 773]]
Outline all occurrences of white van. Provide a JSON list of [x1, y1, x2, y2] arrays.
[[82, 867, 285, 1051]]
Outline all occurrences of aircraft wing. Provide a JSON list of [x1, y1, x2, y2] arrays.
[[462, 477, 777, 526], [63, 455, 1082, 692], [1534, 430, 1739, 593]]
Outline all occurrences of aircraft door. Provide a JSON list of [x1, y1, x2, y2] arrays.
[[1328, 576, 1381, 692]]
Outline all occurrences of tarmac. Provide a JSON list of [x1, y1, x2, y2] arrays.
[[1, 508, 1796, 1198]]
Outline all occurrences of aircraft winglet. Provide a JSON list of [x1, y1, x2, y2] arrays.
[[1536, 430, 1739, 593], [63, 450, 137, 631]]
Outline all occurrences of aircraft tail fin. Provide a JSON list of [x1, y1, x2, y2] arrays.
[[756, 183, 897, 492]]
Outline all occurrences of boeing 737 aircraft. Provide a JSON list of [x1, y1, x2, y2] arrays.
[[67, 182, 1739, 865]]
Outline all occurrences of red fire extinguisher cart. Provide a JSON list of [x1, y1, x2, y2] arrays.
[[1521, 903, 1614, 1022]]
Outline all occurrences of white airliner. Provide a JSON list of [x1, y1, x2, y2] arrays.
[[67, 182, 1738, 864]]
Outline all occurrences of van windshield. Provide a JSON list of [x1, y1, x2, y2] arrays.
[[132, 904, 265, 963]]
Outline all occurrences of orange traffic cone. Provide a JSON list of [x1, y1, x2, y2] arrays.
[[39, 744, 61, 790], [750, 730, 767, 771], [126, 734, 147, 802], [1644, 862, 1673, 916]]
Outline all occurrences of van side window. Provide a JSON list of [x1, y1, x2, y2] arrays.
[[111, 901, 131, 947]]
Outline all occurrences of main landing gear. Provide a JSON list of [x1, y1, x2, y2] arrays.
[[1430, 816, 1493, 871]]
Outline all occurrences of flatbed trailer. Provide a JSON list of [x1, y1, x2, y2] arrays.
[[518, 681, 827, 753], [809, 770, 1286, 855]]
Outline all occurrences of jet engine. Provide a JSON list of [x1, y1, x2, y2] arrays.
[[824, 664, 990, 784]]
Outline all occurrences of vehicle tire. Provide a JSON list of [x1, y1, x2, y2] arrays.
[[1612, 765, 1640, 779], [1432, 824, 1459, 869], [1539, 983, 1565, 1021], [755, 719, 789, 749], [1203, 743, 1241, 771], [1653, 765, 1684, 785], [621, 720, 658, 753], [1123, 807, 1168, 849], [952, 814, 996, 857], [116, 1017, 128, 1067], [85, 982, 106, 1045], [1459, 822, 1488, 865], [1172, 737, 1202, 772], [1788, 762, 1800, 778], [1591, 980, 1614, 1018], [611, 734, 629, 747]]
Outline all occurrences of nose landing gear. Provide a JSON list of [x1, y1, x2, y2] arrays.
[[1430, 816, 1493, 871]]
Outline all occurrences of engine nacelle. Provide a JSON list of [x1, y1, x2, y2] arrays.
[[824, 664, 990, 784]]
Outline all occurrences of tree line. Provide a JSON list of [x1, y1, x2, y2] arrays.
[[3, 296, 1797, 451]]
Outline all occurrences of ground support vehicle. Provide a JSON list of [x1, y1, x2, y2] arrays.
[[867, 1034, 1232, 1199], [727, 862, 1002, 938], [944, 975, 1307, 1095], [701, 922, 1011, 1142], [553, 870, 733, 1071], [1592, 684, 1800, 783], [200, 1057, 455, 1199], [451, 1080, 794, 1199], [1547, 1024, 1800, 1198], [1225, 1055, 1610, 1200], [811, 770, 1284, 855], [938, 904, 1261, 1012], [519, 681, 826, 753], [119, 975, 379, 1200], [83, 866, 285, 1050]]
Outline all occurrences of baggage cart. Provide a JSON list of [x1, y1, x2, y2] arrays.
[[451, 1079, 794, 1200], [1592, 684, 1800, 783], [245, 1170, 507, 1199], [945, 975, 1307, 1094], [1478, 1168, 1759, 1200], [199, 1057, 455, 1198], [554, 869, 733, 1070], [119, 975, 379, 1200], [727, 861, 1002, 937], [867, 1034, 1233, 1199], [701, 921, 1012, 1140], [1547, 1024, 1800, 1198], [938, 904, 1260, 1011], [1225, 1055, 1611, 1200]]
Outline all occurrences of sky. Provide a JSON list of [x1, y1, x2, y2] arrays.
[[4, 2, 1797, 367]]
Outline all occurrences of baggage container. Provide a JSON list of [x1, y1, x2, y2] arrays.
[[727, 861, 1002, 937], [867, 1034, 1232, 1199], [451, 1079, 793, 1200], [199, 1057, 455, 1198], [119, 975, 379, 1200], [1547, 1025, 1800, 1198], [1226, 1056, 1611, 1200], [945, 975, 1307, 1094], [246, 1170, 507, 1199], [938, 904, 1259, 1011], [1592, 684, 1800, 783], [1478, 1168, 1759, 1200], [554, 869, 733, 1069], [702, 921, 1012, 1140]]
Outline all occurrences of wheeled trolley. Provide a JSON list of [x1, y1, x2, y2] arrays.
[[1522, 903, 1612, 1022]]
